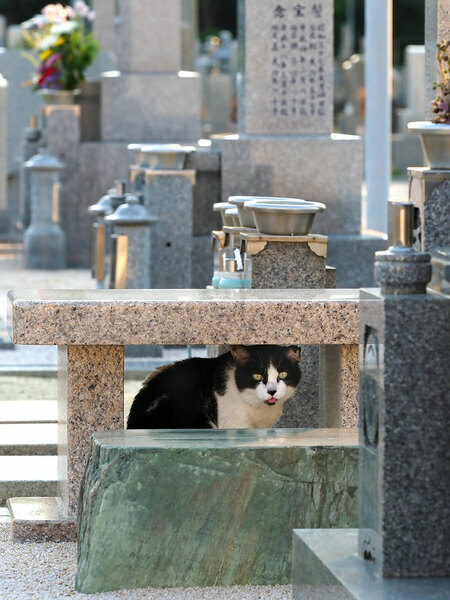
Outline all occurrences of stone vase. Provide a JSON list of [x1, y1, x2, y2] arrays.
[[407, 121, 450, 169]]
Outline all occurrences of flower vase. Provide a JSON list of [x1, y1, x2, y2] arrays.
[[39, 89, 80, 105], [407, 121, 450, 169]]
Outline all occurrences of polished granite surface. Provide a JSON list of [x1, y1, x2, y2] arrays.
[[293, 529, 450, 600], [8, 288, 361, 346]]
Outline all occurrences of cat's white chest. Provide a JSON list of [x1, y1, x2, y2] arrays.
[[215, 370, 283, 428]]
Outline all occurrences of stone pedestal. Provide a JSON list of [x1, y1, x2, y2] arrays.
[[358, 289, 449, 577], [408, 167, 450, 252], [76, 429, 358, 593], [145, 169, 195, 289], [220, 134, 363, 235], [101, 72, 201, 142]]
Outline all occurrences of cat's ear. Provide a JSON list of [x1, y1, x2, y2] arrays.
[[286, 346, 301, 363], [231, 345, 251, 365]]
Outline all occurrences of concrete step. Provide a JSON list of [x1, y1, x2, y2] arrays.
[[0, 423, 57, 455], [0, 400, 57, 423], [0, 456, 58, 504]]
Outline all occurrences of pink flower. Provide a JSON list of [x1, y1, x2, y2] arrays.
[[74, 0, 90, 17], [42, 3, 68, 24]]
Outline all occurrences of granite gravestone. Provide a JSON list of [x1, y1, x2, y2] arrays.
[[101, 0, 201, 142], [220, 0, 386, 286], [241, 0, 333, 135]]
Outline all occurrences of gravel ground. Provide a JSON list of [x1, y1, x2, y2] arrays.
[[0, 525, 291, 600]]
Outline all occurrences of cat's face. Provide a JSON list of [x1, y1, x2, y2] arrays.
[[230, 345, 301, 409]]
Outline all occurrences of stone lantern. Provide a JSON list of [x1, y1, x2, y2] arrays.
[[105, 194, 157, 289], [24, 148, 66, 270]]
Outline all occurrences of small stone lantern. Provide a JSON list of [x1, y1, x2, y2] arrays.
[[24, 148, 66, 270], [105, 194, 157, 289]]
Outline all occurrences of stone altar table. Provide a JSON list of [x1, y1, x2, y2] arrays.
[[7, 288, 360, 524]]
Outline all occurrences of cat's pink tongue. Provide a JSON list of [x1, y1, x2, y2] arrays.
[[267, 397, 277, 405]]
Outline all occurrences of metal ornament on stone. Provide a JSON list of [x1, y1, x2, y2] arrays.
[[24, 147, 66, 270], [374, 201, 432, 295]]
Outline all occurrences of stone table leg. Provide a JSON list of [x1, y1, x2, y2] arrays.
[[58, 345, 124, 515], [320, 344, 359, 428]]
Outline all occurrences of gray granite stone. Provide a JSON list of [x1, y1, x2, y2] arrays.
[[221, 134, 363, 234], [76, 429, 358, 592], [145, 172, 194, 289], [359, 289, 450, 576], [8, 289, 360, 346], [92, 0, 117, 60], [101, 72, 202, 142], [249, 240, 326, 289], [58, 345, 124, 515], [0, 75, 6, 216], [239, 0, 333, 135], [185, 148, 222, 236], [116, 0, 182, 73], [44, 107, 80, 268], [327, 233, 388, 288], [293, 529, 450, 600], [191, 234, 213, 288], [408, 168, 450, 253], [374, 251, 432, 295]]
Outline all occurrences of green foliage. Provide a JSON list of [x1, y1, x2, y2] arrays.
[[54, 28, 98, 89]]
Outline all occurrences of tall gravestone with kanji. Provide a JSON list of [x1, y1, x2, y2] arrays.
[[220, 0, 386, 287]]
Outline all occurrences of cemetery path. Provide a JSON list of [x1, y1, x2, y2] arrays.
[[0, 525, 291, 600]]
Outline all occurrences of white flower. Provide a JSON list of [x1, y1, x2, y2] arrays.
[[74, 0, 90, 17], [51, 21, 79, 35], [42, 3, 68, 24], [39, 34, 59, 50]]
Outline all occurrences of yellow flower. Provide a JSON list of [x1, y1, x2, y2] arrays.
[[53, 36, 65, 46], [39, 49, 52, 61]]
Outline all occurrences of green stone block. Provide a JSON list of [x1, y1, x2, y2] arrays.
[[76, 429, 358, 594]]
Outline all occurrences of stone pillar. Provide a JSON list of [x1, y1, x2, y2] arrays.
[[24, 149, 66, 270], [181, 0, 198, 70], [408, 167, 450, 252], [101, 0, 201, 142], [92, 0, 117, 59], [0, 74, 7, 217], [364, 0, 392, 234], [425, 0, 450, 117], [20, 117, 42, 230], [58, 345, 124, 516], [44, 105, 89, 267], [145, 169, 195, 289]]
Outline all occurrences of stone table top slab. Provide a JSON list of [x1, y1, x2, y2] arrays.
[[8, 288, 360, 346]]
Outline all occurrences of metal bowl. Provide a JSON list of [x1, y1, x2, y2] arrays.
[[225, 207, 241, 227], [244, 198, 326, 235], [228, 196, 257, 228], [140, 144, 196, 169], [213, 202, 236, 227]]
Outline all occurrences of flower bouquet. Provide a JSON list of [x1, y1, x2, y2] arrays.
[[22, 1, 99, 95], [430, 39, 450, 124]]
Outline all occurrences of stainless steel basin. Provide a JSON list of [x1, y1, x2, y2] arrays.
[[244, 198, 326, 235], [213, 202, 236, 227], [228, 196, 257, 228], [225, 207, 241, 227]]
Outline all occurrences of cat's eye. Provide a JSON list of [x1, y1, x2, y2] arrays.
[[252, 373, 263, 381], [278, 372, 288, 379]]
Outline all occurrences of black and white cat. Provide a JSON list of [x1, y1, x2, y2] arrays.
[[127, 345, 301, 429]]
